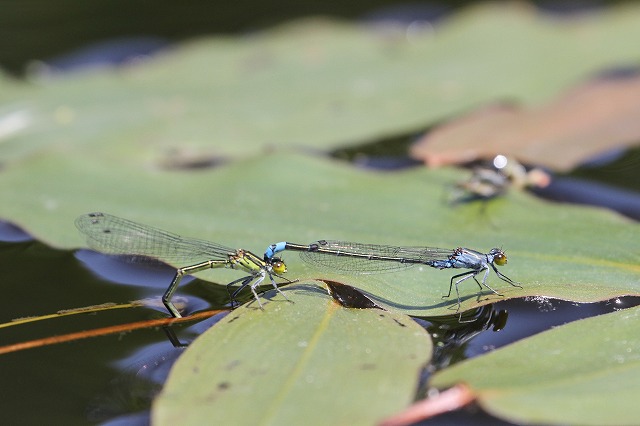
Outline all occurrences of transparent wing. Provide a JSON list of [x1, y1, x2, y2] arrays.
[[299, 240, 455, 274], [75, 212, 237, 265]]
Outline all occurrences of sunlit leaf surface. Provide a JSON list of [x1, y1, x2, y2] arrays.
[[153, 284, 432, 425], [430, 306, 640, 425]]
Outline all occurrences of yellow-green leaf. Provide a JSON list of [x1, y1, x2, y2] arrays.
[[153, 283, 431, 425], [430, 306, 640, 426]]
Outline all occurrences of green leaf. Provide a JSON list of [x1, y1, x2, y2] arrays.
[[1, 152, 638, 317], [3, 5, 640, 164], [429, 306, 640, 426], [152, 283, 432, 425]]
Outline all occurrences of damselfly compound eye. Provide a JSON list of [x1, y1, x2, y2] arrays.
[[494, 252, 508, 266], [272, 260, 287, 274]]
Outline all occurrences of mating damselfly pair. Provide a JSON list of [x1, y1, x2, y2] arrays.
[[76, 212, 521, 318]]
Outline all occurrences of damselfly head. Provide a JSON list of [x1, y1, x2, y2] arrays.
[[490, 248, 508, 266], [271, 257, 287, 274]]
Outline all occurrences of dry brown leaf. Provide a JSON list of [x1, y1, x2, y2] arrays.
[[410, 74, 640, 171]]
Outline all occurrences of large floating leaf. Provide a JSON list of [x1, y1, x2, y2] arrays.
[[153, 283, 432, 425], [1, 151, 637, 318], [429, 306, 640, 425]]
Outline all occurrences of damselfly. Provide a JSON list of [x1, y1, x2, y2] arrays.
[[449, 155, 550, 205], [264, 240, 521, 311], [76, 212, 294, 318]]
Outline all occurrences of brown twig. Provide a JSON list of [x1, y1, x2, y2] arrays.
[[0, 310, 221, 355]]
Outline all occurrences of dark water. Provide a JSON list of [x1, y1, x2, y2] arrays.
[[0, 236, 224, 424]]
